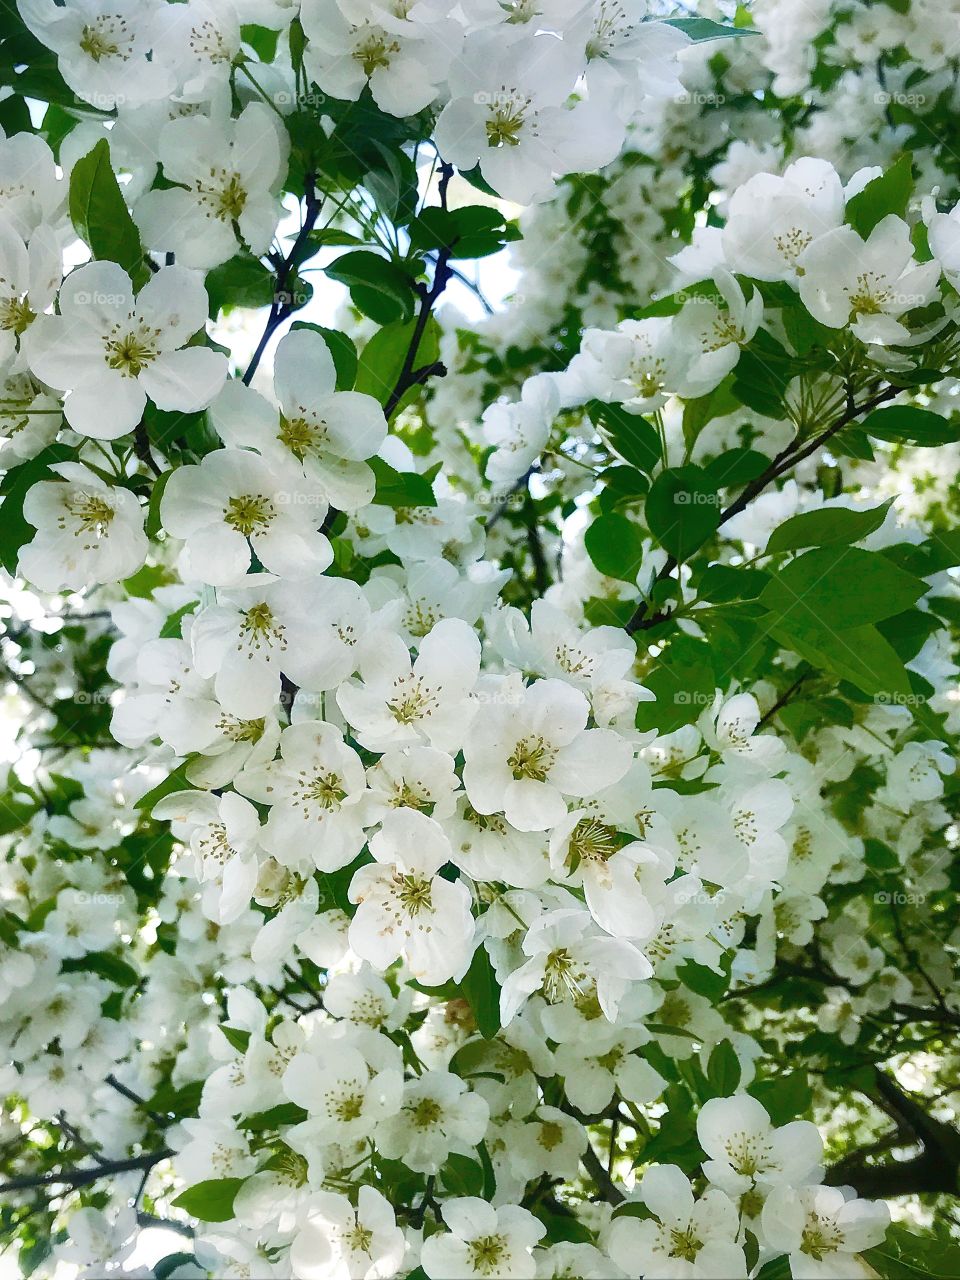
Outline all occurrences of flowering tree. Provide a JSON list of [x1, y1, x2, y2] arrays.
[[2, 0, 960, 1277]]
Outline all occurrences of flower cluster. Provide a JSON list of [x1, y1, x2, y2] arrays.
[[0, 0, 958, 1276]]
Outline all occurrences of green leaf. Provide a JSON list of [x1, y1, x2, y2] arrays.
[[204, 253, 276, 316], [290, 322, 358, 390], [765, 502, 891, 554], [766, 617, 912, 700], [588, 401, 661, 474], [69, 139, 145, 280], [326, 250, 414, 324], [750, 1072, 813, 1124], [61, 950, 139, 988], [863, 1225, 960, 1279], [409, 206, 520, 259], [862, 404, 958, 446], [220, 1025, 251, 1054], [440, 1152, 485, 1196], [663, 16, 758, 39], [171, 1177, 244, 1222], [845, 154, 913, 238], [706, 1040, 741, 1095], [703, 448, 770, 489], [755, 1255, 792, 1280], [759, 546, 926, 630], [153, 1253, 198, 1280], [584, 513, 646, 583], [677, 958, 730, 1001], [136, 758, 199, 811], [369, 457, 436, 509], [146, 469, 174, 539], [159, 601, 197, 640], [460, 945, 501, 1039], [634, 635, 716, 735], [240, 1102, 309, 1130], [646, 466, 720, 561], [355, 317, 440, 409], [598, 465, 649, 512]]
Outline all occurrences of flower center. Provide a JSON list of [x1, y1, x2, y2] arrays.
[[394, 872, 433, 916], [352, 31, 399, 77], [846, 272, 893, 316], [467, 1235, 508, 1276], [223, 493, 276, 536], [386, 673, 439, 724], [485, 90, 531, 147], [407, 1096, 442, 1129], [278, 414, 324, 460], [801, 1218, 843, 1261], [239, 603, 286, 653], [196, 170, 248, 221], [79, 19, 126, 60], [61, 493, 115, 538], [669, 1226, 702, 1262], [104, 328, 158, 376], [567, 817, 623, 869], [344, 1222, 374, 1254], [507, 735, 555, 782], [0, 296, 35, 335]]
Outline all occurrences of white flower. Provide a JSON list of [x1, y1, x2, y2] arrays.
[[500, 907, 653, 1024], [701, 692, 786, 774], [348, 810, 475, 985], [283, 1037, 403, 1145], [696, 1094, 823, 1196], [337, 617, 480, 752], [18, 0, 174, 107], [550, 814, 670, 940], [189, 575, 322, 719], [483, 373, 559, 487], [211, 328, 387, 509], [0, 133, 62, 239], [0, 373, 61, 464], [672, 271, 763, 398], [160, 448, 332, 585], [26, 261, 227, 439], [237, 720, 368, 872], [555, 1027, 665, 1114], [421, 1197, 545, 1280], [301, 0, 459, 116], [722, 158, 846, 283], [153, 790, 264, 924], [797, 215, 941, 345], [607, 1164, 747, 1280], [18, 462, 147, 591], [377, 1071, 490, 1174], [761, 1185, 889, 1280], [0, 218, 60, 372], [290, 1186, 405, 1280], [134, 104, 289, 269], [435, 35, 620, 205], [463, 676, 633, 832]]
